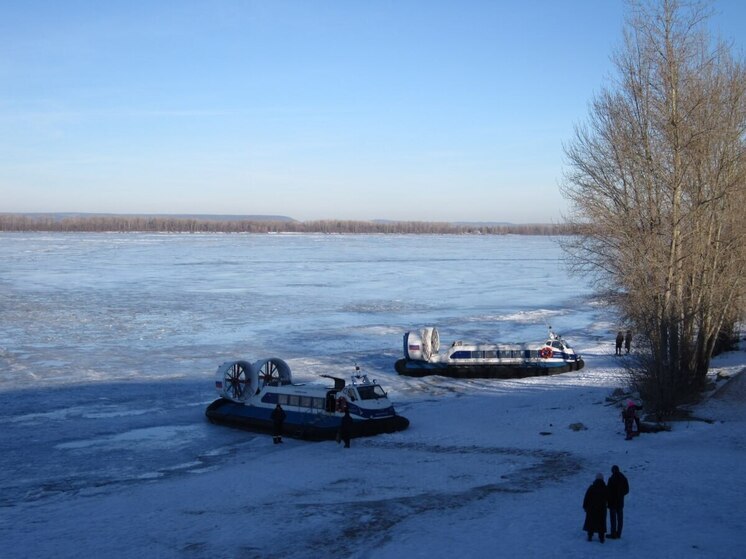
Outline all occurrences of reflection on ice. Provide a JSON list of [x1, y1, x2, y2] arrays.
[[486, 309, 566, 323], [55, 425, 203, 450]]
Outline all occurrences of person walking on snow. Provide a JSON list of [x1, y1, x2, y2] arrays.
[[583, 473, 608, 543], [624, 330, 632, 354], [615, 331, 624, 355], [606, 465, 629, 539], [622, 401, 641, 440]]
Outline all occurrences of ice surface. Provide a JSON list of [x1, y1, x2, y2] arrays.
[[0, 233, 743, 558]]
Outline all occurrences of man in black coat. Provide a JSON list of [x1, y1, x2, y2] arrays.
[[583, 473, 607, 543], [339, 409, 353, 448], [607, 465, 630, 539], [271, 403, 286, 444]]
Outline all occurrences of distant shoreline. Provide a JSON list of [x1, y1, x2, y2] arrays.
[[0, 213, 573, 235]]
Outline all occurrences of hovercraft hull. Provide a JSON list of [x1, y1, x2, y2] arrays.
[[394, 357, 585, 379], [206, 398, 410, 441]]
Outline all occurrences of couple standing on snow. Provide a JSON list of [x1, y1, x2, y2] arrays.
[[583, 465, 630, 543], [615, 330, 632, 355]]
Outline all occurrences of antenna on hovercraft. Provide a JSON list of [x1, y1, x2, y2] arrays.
[[544, 319, 559, 341], [351, 362, 374, 385]]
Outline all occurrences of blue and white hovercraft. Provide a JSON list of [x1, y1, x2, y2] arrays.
[[395, 327, 584, 378], [206, 358, 409, 441]]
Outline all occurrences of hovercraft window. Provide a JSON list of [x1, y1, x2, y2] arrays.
[[357, 385, 386, 400], [278, 394, 325, 408]]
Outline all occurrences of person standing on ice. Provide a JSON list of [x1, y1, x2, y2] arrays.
[[339, 409, 353, 448], [625, 330, 632, 354], [271, 403, 286, 444], [583, 473, 608, 543], [606, 465, 629, 539], [615, 331, 624, 355]]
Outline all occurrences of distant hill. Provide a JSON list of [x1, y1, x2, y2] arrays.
[[373, 219, 516, 226], [149, 214, 297, 222], [454, 221, 515, 227], [4, 212, 297, 223], [0, 213, 572, 235]]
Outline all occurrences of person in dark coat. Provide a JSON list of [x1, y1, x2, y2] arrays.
[[339, 409, 353, 448], [583, 473, 607, 543], [606, 465, 629, 539], [615, 331, 624, 355], [624, 330, 632, 354], [271, 403, 286, 444]]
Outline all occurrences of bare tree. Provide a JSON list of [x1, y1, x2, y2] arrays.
[[562, 0, 745, 412]]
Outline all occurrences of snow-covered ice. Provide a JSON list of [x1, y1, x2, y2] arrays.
[[0, 233, 743, 558]]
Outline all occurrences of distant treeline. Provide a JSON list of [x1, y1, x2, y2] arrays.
[[0, 214, 575, 235]]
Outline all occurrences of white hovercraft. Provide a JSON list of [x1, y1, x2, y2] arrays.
[[206, 358, 409, 440], [395, 327, 584, 378]]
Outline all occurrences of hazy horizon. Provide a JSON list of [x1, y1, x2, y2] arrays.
[[2, 1, 744, 222]]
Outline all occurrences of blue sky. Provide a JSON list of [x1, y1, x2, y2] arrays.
[[1, 1, 743, 223]]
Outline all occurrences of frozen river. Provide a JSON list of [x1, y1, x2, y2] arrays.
[[0, 233, 598, 508]]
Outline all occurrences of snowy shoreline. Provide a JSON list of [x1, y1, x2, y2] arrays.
[[2, 343, 744, 559]]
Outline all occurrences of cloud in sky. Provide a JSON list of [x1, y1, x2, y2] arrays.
[[1, 0, 744, 222]]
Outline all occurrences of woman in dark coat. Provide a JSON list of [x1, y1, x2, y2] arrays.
[[583, 473, 607, 543]]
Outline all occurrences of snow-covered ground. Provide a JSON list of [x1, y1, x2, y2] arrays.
[[0, 233, 743, 558]]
